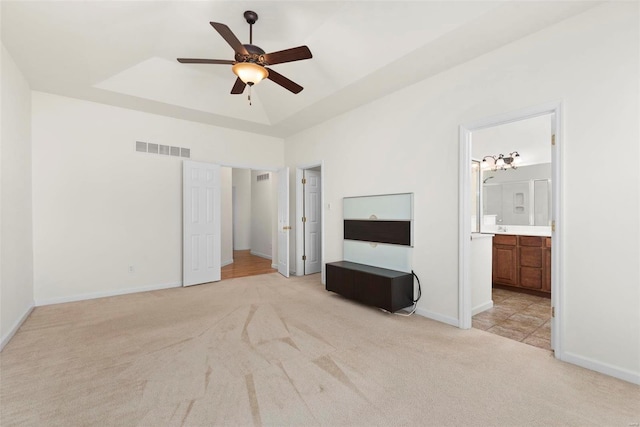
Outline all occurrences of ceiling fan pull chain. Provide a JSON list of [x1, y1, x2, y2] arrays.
[[248, 86, 252, 106]]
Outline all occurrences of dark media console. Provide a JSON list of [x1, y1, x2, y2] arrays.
[[326, 261, 413, 313], [327, 193, 415, 313]]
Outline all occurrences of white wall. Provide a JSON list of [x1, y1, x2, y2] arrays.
[[470, 234, 493, 315], [0, 45, 34, 348], [232, 168, 251, 250], [250, 171, 274, 259], [31, 92, 283, 304], [284, 3, 639, 382], [220, 167, 233, 266]]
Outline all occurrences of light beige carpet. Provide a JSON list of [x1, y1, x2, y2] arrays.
[[1, 273, 638, 426]]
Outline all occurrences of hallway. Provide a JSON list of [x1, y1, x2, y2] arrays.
[[221, 250, 277, 280]]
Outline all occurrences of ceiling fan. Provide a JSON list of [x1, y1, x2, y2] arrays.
[[177, 10, 312, 99]]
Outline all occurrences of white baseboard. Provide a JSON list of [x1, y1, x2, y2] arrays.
[[271, 263, 278, 269], [472, 300, 494, 316], [0, 303, 35, 352], [221, 258, 234, 267], [35, 282, 182, 307], [415, 307, 459, 327], [250, 250, 272, 260], [560, 351, 640, 385]]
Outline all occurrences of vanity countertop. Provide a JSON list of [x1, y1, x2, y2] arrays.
[[471, 233, 494, 240], [481, 225, 551, 237]]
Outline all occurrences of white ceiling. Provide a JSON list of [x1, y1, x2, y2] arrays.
[[1, 1, 599, 137]]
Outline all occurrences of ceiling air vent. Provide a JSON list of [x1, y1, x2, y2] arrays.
[[257, 173, 270, 182]]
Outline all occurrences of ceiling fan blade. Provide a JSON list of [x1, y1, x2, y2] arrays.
[[231, 78, 247, 95], [177, 58, 235, 65], [264, 46, 312, 65], [210, 22, 249, 55], [266, 68, 303, 94]]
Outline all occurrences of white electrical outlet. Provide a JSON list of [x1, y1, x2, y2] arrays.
[[128, 265, 135, 273]]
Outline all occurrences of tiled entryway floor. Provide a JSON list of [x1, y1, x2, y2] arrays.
[[472, 288, 551, 350]]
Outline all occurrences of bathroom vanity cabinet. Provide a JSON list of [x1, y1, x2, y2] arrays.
[[492, 234, 551, 294]]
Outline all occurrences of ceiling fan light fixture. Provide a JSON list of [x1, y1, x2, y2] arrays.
[[232, 62, 268, 86]]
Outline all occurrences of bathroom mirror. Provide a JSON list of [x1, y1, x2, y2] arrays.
[[482, 164, 551, 227], [470, 114, 552, 232]]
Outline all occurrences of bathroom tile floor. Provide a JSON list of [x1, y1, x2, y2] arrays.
[[472, 288, 551, 350]]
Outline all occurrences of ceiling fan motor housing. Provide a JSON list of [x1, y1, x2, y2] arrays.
[[235, 44, 267, 65]]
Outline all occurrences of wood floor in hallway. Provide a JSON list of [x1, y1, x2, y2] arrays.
[[221, 250, 277, 280]]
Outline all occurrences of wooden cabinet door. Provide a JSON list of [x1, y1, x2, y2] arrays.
[[520, 266, 543, 289], [359, 272, 387, 309], [326, 264, 356, 299], [519, 246, 543, 289], [493, 244, 518, 286]]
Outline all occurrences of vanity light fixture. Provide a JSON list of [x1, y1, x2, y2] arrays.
[[481, 151, 521, 171]]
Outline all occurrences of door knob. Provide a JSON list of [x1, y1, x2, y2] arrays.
[[283, 226, 291, 230]]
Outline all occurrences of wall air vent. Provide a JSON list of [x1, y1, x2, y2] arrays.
[[134, 141, 190, 159], [257, 173, 270, 182]]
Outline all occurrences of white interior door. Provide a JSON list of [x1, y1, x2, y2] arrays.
[[183, 161, 221, 286], [277, 168, 290, 277], [304, 170, 322, 274]]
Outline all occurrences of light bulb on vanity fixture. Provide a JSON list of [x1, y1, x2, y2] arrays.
[[481, 151, 521, 171]]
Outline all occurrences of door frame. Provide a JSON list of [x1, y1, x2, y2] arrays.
[[183, 160, 282, 278], [295, 161, 325, 283], [458, 101, 563, 357], [277, 167, 290, 277]]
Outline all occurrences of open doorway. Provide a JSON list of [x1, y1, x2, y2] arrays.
[[295, 163, 324, 278], [459, 103, 562, 355], [471, 115, 553, 349], [222, 167, 277, 280]]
